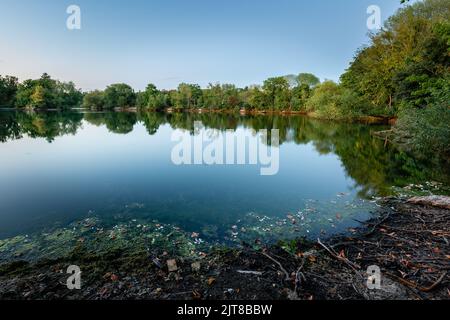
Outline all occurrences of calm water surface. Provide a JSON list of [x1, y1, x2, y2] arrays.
[[0, 111, 446, 250]]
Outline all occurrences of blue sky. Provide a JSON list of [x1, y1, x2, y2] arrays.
[[0, 0, 410, 91]]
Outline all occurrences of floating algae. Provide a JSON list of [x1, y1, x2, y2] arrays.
[[391, 181, 450, 198], [223, 194, 376, 246], [0, 194, 380, 263], [0, 215, 210, 263]]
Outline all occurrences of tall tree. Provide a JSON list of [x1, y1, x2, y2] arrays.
[[103, 83, 136, 109], [0, 75, 18, 107]]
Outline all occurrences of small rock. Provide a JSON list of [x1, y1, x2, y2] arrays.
[[191, 261, 201, 272], [167, 259, 178, 272], [226, 288, 234, 294], [154, 288, 162, 295]]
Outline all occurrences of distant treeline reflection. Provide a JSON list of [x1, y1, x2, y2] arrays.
[[1, 110, 448, 196]]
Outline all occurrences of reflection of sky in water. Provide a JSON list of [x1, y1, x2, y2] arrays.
[[0, 119, 374, 239]]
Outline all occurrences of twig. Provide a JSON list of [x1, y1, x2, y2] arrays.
[[294, 257, 306, 294], [386, 272, 447, 292], [363, 211, 392, 237], [260, 251, 290, 281], [236, 270, 263, 276], [317, 238, 361, 273]]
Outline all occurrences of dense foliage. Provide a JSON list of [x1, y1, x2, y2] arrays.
[[132, 74, 318, 112], [341, 0, 449, 116], [0, 75, 18, 107], [11, 73, 83, 110]]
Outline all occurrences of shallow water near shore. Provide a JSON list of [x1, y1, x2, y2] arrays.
[[0, 111, 448, 261]]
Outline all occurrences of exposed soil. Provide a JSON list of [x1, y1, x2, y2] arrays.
[[0, 198, 448, 300]]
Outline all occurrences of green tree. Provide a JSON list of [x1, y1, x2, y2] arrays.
[[306, 81, 367, 119], [103, 83, 136, 109], [82, 90, 105, 110], [173, 83, 202, 109], [341, 0, 449, 115], [137, 83, 159, 108], [291, 84, 311, 111], [14, 73, 82, 110], [0, 75, 18, 107], [297, 73, 320, 88], [262, 77, 291, 110], [55, 81, 83, 108]]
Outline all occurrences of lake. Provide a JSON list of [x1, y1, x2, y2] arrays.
[[0, 111, 447, 260]]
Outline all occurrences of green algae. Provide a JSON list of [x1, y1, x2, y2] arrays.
[[0, 215, 210, 263]]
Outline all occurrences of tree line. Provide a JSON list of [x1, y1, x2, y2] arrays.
[[1, 0, 447, 116], [0, 73, 83, 110], [0, 72, 321, 113]]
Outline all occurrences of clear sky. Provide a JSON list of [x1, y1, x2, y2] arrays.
[[0, 0, 410, 91]]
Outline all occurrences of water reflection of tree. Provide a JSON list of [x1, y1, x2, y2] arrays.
[[138, 110, 167, 135], [0, 111, 22, 142], [0, 111, 83, 142], [1, 111, 448, 196], [84, 112, 137, 134], [154, 112, 449, 196]]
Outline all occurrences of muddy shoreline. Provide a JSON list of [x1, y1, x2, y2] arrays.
[[0, 198, 448, 300]]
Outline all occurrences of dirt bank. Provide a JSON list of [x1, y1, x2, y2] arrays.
[[0, 198, 448, 300]]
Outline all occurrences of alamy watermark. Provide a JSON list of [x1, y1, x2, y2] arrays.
[[367, 5, 381, 30], [66, 5, 81, 30], [171, 122, 280, 176], [367, 265, 381, 289], [66, 265, 81, 290]]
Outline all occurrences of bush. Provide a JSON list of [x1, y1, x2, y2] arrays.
[[82, 90, 105, 111], [393, 76, 450, 164], [305, 81, 367, 120], [103, 84, 136, 109]]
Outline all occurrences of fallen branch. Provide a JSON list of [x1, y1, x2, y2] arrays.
[[294, 257, 306, 294], [236, 270, 263, 276], [363, 211, 393, 237], [386, 272, 447, 293], [317, 238, 361, 273], [260, 251, 290, 281]]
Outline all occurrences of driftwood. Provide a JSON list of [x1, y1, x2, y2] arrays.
[[407, 195, 450, 210]]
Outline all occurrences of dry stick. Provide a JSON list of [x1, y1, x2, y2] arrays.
[[380, 224, 450, 236], [260, 251, 290, 281], [386, 271, 447, 293], [236, 270, 263, 276], [364, 211, 392, 237], [317, 238, 361, 274], [294, 257, 306, 294]]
